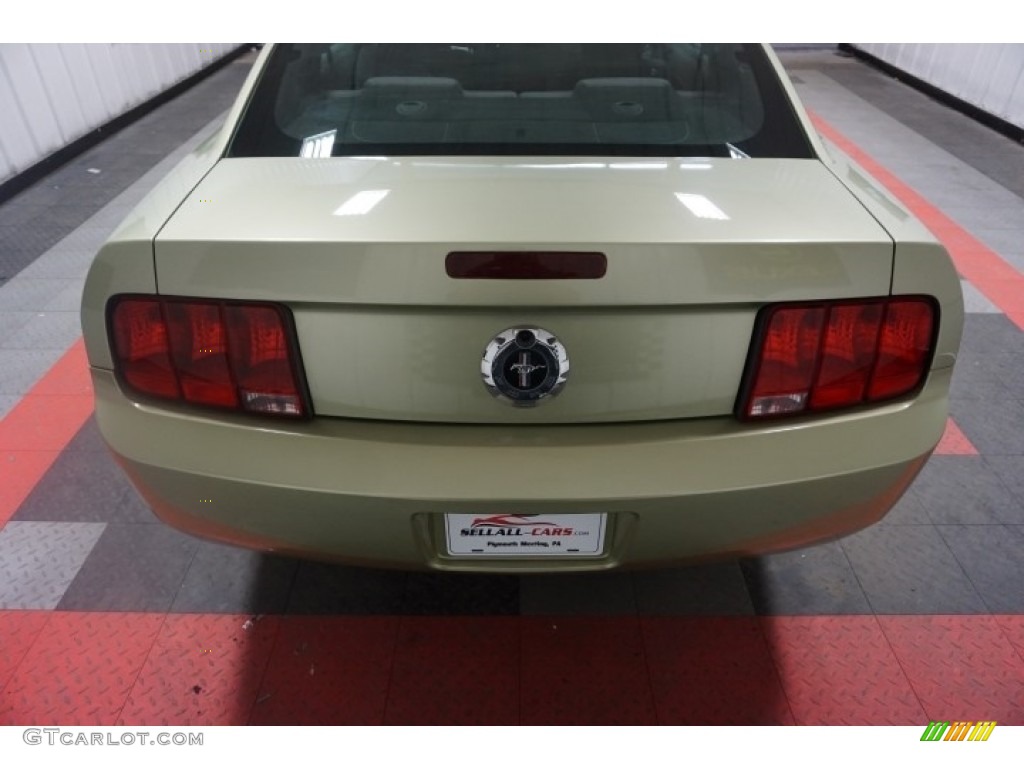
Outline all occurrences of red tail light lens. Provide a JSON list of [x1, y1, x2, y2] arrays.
[[111, 298, 180, 400], [110, 296, 308, 418], [740, 297, 937, 420]]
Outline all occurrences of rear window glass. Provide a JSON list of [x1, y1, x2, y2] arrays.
[[229, 44, 814, 159]]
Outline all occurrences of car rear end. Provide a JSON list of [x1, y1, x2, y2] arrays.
[[81, 44, 963, 571]]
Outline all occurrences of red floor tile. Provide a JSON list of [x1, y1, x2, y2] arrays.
[[520, 617, 655, 725], [119, 614, 280, 726], [249, 616, 398, 725], [385, 616, 519, 724], [642, 616, 794, 725], [0, 450, 62, 527], [879, 616, 1024, 724], [0, 612, 164, 725], [0, 394, 93, 452], [935, 418, 979, 456], [0, 610, 51, 692], [29, 340, 92, 397], [993, 615, 1024, 665], [761, 616, 925, 724]]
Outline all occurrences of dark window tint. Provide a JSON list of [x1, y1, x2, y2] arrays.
[[229, 44, 814, 159]]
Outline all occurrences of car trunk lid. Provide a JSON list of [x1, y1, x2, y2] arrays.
[[154, 156, 893, 423]]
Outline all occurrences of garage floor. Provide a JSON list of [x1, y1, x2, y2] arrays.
[[0, 48, 1022, 725]]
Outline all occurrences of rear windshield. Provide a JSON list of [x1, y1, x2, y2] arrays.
[[229, 44, 814, 159]]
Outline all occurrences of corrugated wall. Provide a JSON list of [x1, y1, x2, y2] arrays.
[[0, 43, 241, 185], [853, 44, 1024, 130]]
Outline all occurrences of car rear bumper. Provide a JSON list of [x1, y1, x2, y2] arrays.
[[92, 367, 951, 572]]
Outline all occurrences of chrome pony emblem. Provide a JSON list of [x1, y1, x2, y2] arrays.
[[481, 327, 569, 407]]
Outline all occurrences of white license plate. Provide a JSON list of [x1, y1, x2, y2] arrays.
[[444, 513, 606, 557]]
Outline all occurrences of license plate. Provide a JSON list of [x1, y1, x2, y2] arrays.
[[444, 513, 606, 557]]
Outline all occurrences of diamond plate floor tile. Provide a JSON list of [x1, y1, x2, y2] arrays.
[[742, 541, 871, 615], [0, 522, 106, 609], [0, 311, 81, 350], [761, 616, 925, 725], [21, 338, 91, 397], [879, 616, 1024, 725], [634, 562, 754, 616], [0, 397, 93, 457], [13, 448, 135, 523], [249, 616, 398, 725], [384, 617, 519, 725], [118, 613, 280, 726], [62, 416, 108, 453], [986, 456, 1024, 509], [57, 523, 199, 612], [840, 524, 987, 614], [0, 349, 62, 395], [519, 572, 636, 616], [960, 280, 1001, 313], [0, 279, 81, 313], [0, 610, 50, 692], [0, 396, 17, 421], [286, 563, 408, 615], [0, 311, 35, 338], [170, 543, 297, 614], [0, 612, 164, 725], [881, 491, 932, 525], [520, 617, 655, 725], [993, 615, 1024, 664], [642, 616, 794, 725], [0, 450, 62, 527], [938, 525, 1024, 613], [952, 398, 1024, 457], [403, 572, 519, 615], [912, 456, 1023, 525]]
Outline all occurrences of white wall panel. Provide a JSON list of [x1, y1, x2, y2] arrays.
[[0, 43, 240, 185], [854, 43, 1024, 130]]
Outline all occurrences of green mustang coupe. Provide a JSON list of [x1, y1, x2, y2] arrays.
[[81, 44, 963, 571]]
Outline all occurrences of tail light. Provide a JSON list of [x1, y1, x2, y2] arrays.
[[109, 296, 309, 418], [739, 297, 937, 420]]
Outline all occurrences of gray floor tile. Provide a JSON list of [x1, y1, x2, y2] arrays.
[[0, 278, 81, 312], [742, 541, 871, 615], [12, 448, 137, 523], [951, 398, 1024, 456], [938, 525, 1024, 613], [960, 281, 1000, 314], [0, 311, 81, 350], [882, 491, 932, 525], [0, 311, 35, 338], [287, 562, 408, 614], [113, 485, 161, 524], [985, 456, 1024, 507], [949, 358, 1015, 401], [840, 525, 987, 614], [0, 394, 17, 419], [42, 278, 86, 311], [634, 562, 753, 616], [912, 456, 1024, 525], [403, 571, 519, 615], [959, 314, 1024, 358], [63, 416, 109, 453], [519, 572, 636, 615], [0, 522, 105, 609], [0, 348, 62, 394], [171, 542, 298, 614], [57, 522, 200, 612]]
